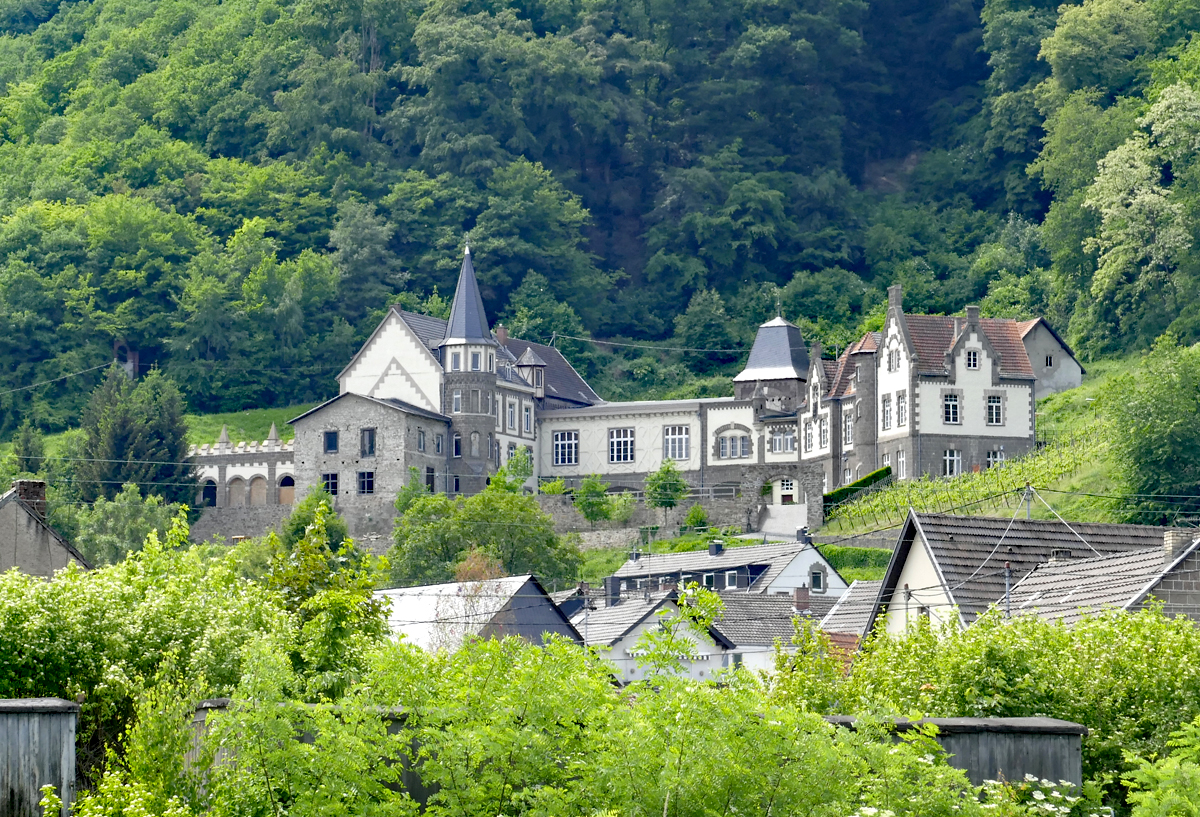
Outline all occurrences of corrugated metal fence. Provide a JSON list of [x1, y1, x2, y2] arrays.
[[0, 699, 77, 817]]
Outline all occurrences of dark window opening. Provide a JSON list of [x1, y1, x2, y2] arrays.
[[323, 430, 339, 454], [358, 471, 375, 495], [201, 480, 217, 507], [322, 473, 338, 495], [361, 428, 376, 457]]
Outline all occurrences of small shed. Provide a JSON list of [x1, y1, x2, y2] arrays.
[[0, 698, 78, 817], [826, 716, 1087, 787]]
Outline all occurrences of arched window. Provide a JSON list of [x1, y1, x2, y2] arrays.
[[279, 475, 295, 505], [200, 480, 217, 507], [227, 478, 247, 507], [249, 476, 268, 506]]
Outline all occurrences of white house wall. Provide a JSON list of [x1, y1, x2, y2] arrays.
[[1023, 323, 1083, 401], [883, 538, 957, 634], [765, 547, 850, 597], [877, 319, 911, 444], [594, 610, 726, 682], [339, 313, 442, 413], [916, 332, 1032, 438], [538, 403, 705, 476]]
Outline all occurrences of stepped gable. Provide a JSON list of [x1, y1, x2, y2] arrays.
[[734, 316, 810, 383], [439, 247, 496, 347], [902, 314, 1034, 378]]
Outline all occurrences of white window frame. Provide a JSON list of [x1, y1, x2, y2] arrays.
[[663, 425, 690, 460], [881, 395, 892, 430], [843, 414, 853, 445], [943, 449, 961, 477], [452, 390, 462, 413], [819, 418, 828, 448], [987, 450, 1006, 468], [897, 449, 906, 479], [804, 422, 813, 452], [553, 431, 579, 466], [609, 428, 635, 463], [719, 436, 729, 459], [739, 435, 750, 458], [471, 351, 481, 371], [523, 405, 532, 433], [725, 570, 738, 589], [987, 395, 1003, 426], [811, 570, 824, 591], [507, 401, 516, 430], [417, 429, 425, 452], [897, 391, 907, 426], [451, 352, 461, 371], [784, 429, 795, 452], [966, 350, 979, 369], [943, 393, 960, 425], [882, 452, 891, 468]]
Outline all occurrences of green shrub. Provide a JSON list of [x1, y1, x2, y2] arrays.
[[683, 504, 709, 528]]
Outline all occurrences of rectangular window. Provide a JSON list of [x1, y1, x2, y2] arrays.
[[425, 466, 436, 491], [943, 449, 961, 477], [321, 472, 338, 495], [357, 471, 375, 495], [966, 350, 979, 369], [987, 395, 1003, 425], [897, 449, 906, 479], [811, 570, 824, 591], [435, 434, 444, 454], [882, 452, 891, 468], [726, 571, 738, 589], [609, 428, 635, 463], [819, 419, 829, 448], [523, 405, 532, 433], [943, 393, 960, 424], [470, 351, 481, 371], [507, 402, 516, 430], [360, 428, 376, 457], [780, 478, 795, 494], [453, 476, 460, 493], [719, 436, 729, 459], [784, 429, 796, 452], [553, 431, 579, 466], [1046, 354, 1054, 368], [843, 414, 854, 445], [417, 429, 425, 452], [452, 391, 462, 413], [887, 348, 900, 372], [703, 573, 715, 589], [987, 450, 1006, 468], [663, 425, 690, 460], [535, 369, 543, 388], [507, 442, 517, 461], [897, 391, 907, 426], [323, 430, 339, 454], [804, 422, 813, 452], [451, 352, 461, 371], [881, 395, 892, 430], [488, 352, 495, 372], [470, 390, 480, 413], [740, 435, 750, 458], [771, 429, 783, 453], [843, 467, 851, 485], [453, 434, 462, 458]]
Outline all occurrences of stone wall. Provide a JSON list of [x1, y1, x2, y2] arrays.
[[536, 494, 761, 536], [189, 505, 291, 544]]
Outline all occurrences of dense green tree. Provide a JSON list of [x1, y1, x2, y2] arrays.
[[643, 459, 690, 523], [671, 289, 740, 374], [573, 474, 611, 528], [8, 417, 44, 474], [280, 487, 350, 552], [72, 482, 179, 566], [76, 366, 195, 504]]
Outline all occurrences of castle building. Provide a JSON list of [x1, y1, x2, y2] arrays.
[[191, 252, 1081, 544]]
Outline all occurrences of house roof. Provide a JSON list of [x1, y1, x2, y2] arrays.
[[1005, 541, 1200, 624], [289, 392, 451, 425], [734, 317, 810, 383], [1018, 317, 1086, 375], [503, 337, 602, 408], [713, 594, 801, 646], [376, 575, 579, 650], [870, 512, 1167, 629], [571, 590, 677, 647], [820, 579, 882, 637], [516, 346, 547, 366], [0, 488, 90, 568], [440, 247, 497, 347], [901, 315, 1035, 379], [611, 541, 844, 594]]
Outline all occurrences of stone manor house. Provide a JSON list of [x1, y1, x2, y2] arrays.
[[191, 249, 1082, 542]]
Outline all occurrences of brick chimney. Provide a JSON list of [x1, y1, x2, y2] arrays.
[[603, 575, 622, 607], [708, 539, 725, 557], [1164, 528, 1196, 562], [12, 479, 46, 522], [495, 324, 509, 346], [793, 584, 809, 612], [965, 305, 980, 327]]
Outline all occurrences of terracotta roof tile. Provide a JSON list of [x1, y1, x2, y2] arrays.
[[901, 315, 1034, 379]]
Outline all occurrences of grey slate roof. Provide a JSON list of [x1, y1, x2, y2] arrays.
[[611, 541, 839, 593], [516, 346, 547, 366], [290, 392, 452, 425], [1005, 546, 1195, 624], [820, 580, 882, 637], [734, 317, 810, 383], [571, 591, 677, 647], [440, 248, 497, 347], [872, 513, 1167, 629], [713, 594, 800, 645]]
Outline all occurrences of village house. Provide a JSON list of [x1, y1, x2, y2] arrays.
[[375, 575, 581, 651], [189, 248, 1080, 543], [0, 480, 88, 577], [865, 511, 1173, 634]]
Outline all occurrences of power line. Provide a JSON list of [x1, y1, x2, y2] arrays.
[[0, 363, 110, 398], [551, 334, 746, 354]]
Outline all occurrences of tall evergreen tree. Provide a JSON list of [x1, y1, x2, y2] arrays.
[[9, 418, 44, 475]]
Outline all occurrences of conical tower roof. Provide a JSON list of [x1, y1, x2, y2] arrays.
[[440, 245, 497, 347], [733, 316, 809, 382]]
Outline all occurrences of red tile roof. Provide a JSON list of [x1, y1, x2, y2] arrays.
[[901, 315, 1034, 379]]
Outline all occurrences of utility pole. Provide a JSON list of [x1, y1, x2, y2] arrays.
[[1005, 561, 1012, 618], [1025, 482, 1032, 520]]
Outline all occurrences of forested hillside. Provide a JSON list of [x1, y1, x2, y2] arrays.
[[3, 0, 1200, 434]]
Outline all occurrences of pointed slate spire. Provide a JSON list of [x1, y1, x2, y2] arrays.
[[266, 422, 280, 450], [217, 424, 231, 452], [440, 243, 497, 347]]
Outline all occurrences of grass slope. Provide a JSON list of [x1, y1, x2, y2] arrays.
[[186, 404, 316, 447]]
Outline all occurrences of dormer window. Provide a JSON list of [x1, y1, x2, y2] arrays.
[[535, 369, 543, 388], [471, 351, 481, 371], [966, 350, 979, 369], [451, 352, 461, 371]]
